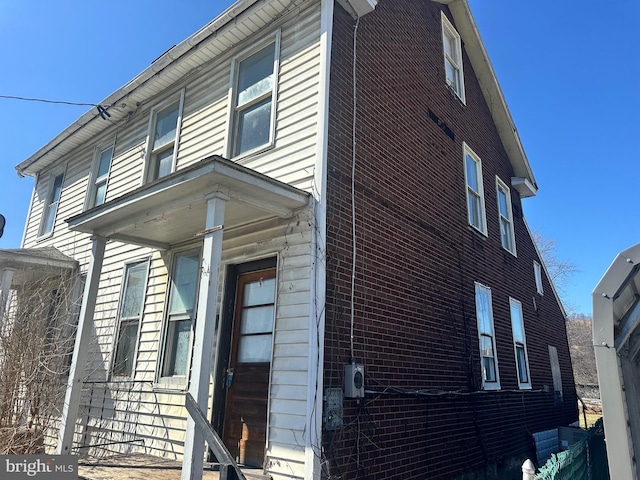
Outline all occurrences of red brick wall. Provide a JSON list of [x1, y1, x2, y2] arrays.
[[323, 1, 577, 478]]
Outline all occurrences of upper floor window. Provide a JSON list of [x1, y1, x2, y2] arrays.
[[87, 142, 114, 208], [112, 260, 149, 378], [496, 177, 516, 255], [145, 92, 184, 183], [39, 171, 64, 237], [463, 143, 487, 235], [441, 12, 465, 102], [475, 282, 500, 390], [510, 298, 531, 389], [534, 261, 544, 295], [229, 33, 280, 157]]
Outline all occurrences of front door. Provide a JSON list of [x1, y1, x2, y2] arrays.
[[222, 268, 276, 467]]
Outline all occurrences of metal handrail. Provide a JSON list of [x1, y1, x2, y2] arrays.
[[184, 392, 246, 480]]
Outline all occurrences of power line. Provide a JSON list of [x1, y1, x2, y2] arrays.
[[0, 94, 103, 107]]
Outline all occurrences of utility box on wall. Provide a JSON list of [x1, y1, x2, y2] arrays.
[[344, 363, 365, 398]]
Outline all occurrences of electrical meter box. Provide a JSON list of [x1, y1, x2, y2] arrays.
[[344, 363, 365, 398]]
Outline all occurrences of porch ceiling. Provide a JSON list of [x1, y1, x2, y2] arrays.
[[65, 156, 310, 250]]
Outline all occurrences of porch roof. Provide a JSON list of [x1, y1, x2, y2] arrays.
[[0, 247, 79, 286], [65, 155, 311, 250]]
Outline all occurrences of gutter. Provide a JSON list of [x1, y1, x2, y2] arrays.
[[15, 0, 260, 178]]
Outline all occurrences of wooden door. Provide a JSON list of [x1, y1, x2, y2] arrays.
[[222, 268, 276, 467]]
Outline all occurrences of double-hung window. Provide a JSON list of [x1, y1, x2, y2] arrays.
[[39, 171, 64, 237], [229, 34, 279, 157], [145, 92, 184, 182], [160, 249, 201, 383], [496, 177, 516, 255], [464, 144, 487, 234], [534, 261, 544, 295], [112, 260, 149, 377], [441, 12, 465, 102], [88, 143, 114, 208], [509, 298, 531, 389], [475, 282, 500, 390]]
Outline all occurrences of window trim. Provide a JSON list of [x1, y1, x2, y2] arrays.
[[509, 297, 531, 389], [463, 143, 487, 235], [38, 168, 66, 238], [474, 282, 500, 390], [142, 90, 185, 184], [225, 30, 281, 159], [110, 258, 150, 380], [85, 138, 116, 210], [496, 176, 517, 256], [156, 247, 202, 389], [441, 12, 465, 103], [534, 261, 544, 295]]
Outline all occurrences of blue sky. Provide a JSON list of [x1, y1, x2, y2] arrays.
[[1, 0, 637, 316]]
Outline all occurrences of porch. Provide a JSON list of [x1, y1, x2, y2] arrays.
[[78, 454, 269, 480]]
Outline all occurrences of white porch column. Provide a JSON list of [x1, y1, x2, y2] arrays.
[[57, 235, 106, 454], [0, 268, 15, 327], [182, 194, 227, 480]]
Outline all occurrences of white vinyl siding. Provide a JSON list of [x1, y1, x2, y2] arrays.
[[475, 282, 500, 390], [19, 3, 321, 476], [463, 143, 487, 235], [441, 12, 465, 102], [496, 177, 516, 255], [228, 32, 280, 158], [509, 298, 531, 389]]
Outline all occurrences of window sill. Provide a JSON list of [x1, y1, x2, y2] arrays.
[[232, 142, 275, 164]]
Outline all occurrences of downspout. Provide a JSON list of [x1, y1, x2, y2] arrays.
[[307, 0, 334, 477]]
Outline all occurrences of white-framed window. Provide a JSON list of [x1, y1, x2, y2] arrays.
[[158, 248, 201, 386], [86, 140, 115, 209], [228, 32, 280, 158], [475, 282, 500, 390], [441, 12, 465, 102], [463, 143, 487, 235], [548, 345, 563, 404], [509, 298, 531, 389], [112, 260, 149, 378], [144, 91, 185, 183], [534, 261, 544, 295], [496, 177, 516, 255], [39, 170, 65, 237]]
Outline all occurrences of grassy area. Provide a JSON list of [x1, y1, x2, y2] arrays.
[[579, 412, 602, 429]]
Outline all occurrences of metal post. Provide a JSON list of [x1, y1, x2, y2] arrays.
[[182, 194, 226, 480], [57, 235, 106, 454], [522, 459, 535, 480]]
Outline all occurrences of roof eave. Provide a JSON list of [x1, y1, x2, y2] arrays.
[[14, 0, 262, 179], [448, 0, 538, 194]]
